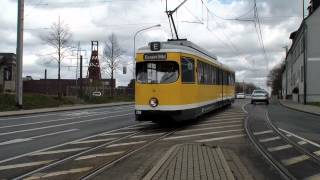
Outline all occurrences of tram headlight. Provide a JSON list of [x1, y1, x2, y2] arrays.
[[149, 98, 159, 107]]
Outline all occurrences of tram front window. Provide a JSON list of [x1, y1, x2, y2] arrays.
[[136, 62, 179, 84]]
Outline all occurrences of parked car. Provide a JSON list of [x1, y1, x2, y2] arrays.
[[251, 90, 269, 104], [236, 93, 245, 99]]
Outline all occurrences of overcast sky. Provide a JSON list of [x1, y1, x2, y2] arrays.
[[0, 0, 306, 89]]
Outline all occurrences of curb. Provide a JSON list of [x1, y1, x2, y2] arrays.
[[279, 100, 320, 116], [0, 102, 134, 117]]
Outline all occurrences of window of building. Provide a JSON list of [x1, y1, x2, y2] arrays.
[[181, 57, 195, 83]]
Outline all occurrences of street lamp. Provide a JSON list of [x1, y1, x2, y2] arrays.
[[133, 24, 161, 79]]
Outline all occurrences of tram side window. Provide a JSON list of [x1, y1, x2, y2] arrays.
[[197, 61, 204, 84], [181, 57, 195, 83]]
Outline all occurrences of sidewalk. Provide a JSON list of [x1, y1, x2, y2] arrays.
[[279, 100, 320, 116], [143, 144, 253, 180], [0, 102, 134, 117]]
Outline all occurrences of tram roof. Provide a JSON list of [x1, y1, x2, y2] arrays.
[[137, 39, 234, 72]]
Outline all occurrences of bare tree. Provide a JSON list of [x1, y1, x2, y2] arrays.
[[102, 33, 124, 96], [42, 18, 72, 97], [267, 61, 285, 96]]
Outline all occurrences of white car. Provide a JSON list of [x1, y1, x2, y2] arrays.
[[236, 93, 245, 99], [251, 90, 269, 104]]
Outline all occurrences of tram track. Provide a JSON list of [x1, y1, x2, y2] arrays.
[[7, 122, 180, 180], [245, 104, 320, 180]]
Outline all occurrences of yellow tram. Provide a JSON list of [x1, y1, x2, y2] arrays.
[[135, 40, 235, 122]]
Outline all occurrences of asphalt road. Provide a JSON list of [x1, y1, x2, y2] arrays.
[[245, 100, 320, 179], [0, 104, 137, 162], [0, 101, 285, 179], [268, 101, 320, 145]]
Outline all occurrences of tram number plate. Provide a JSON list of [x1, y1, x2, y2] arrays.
[[144, 53, 167, 61], [136, 110, 142, 115]]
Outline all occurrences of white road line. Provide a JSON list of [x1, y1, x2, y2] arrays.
[[75, 151, 124, 160], [70, 138, 116, 144], [0, 113, 132, 136], [267, 144, 293, 152], [194, 120, 242, 127], [131, 133, 164, 138], [259, 136, 281, 143], [281, 155, 309, 166], [106, 141, 146, 148], [279, 128, 320, 148], [0, 105, 133, 122], [304, 173, 320, 180], [163, 129, 244, 140], [213, 115, 245, 119], [0, 129, 79, 146], [0, 109, 131, 130], [298, 141, 307, 145], [0, 121, 143, 164], [30, 147, 89, 156], [0, 160, 53, 171], [25, 167, 93, 180], [253, 130, 274, 135], [196, 134, 246, 142], [100, 131, 135, 136], [314, 150, 320, 156], [179, 124, 242, 133], [203, 117, 244, 122]]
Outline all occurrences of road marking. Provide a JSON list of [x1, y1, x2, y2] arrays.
[[75, 151, 124, 160], [267, 144, 293, 152], [314, 150, 320, 156], [298, 141, 307, 145], [0, 160, 53, 171], [30, 147, 89, 156], [259, 136, 281, 143], [163, 129, 244, 140], [193, 120, 242, 127], [213, 115, 245, 119], [196, 134, 246, 142], [0, 105, 133, 122], [304, 173, 320, 180], [25, 167, 93, 180], [0, 129, 79, 146], [70, 138, 116, 144], [100, 131, 135, 136], [179, 124, 242, 133], [279, 128, 320, 148], [106, 141, 146, 148], [0, 113, 132, 136], [0, 109, 131, 130], [253, 130, 273, 135], [0, 121, 143, 164], [281, 155, 309, 166], [131, 133, 164, 138], [203, 117, 244, 122]]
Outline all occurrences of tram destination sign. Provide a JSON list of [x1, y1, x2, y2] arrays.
[[144, 53, 167, 61]]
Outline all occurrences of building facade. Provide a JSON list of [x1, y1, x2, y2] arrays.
[[282, 2, 320, 103], [0, 53, 16, 93]]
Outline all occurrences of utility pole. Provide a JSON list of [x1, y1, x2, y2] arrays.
[[303, 0, 305, 19], [45, 69, 47, 94], [16, 0, 24, 108], [79, 55, 83, 98]]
